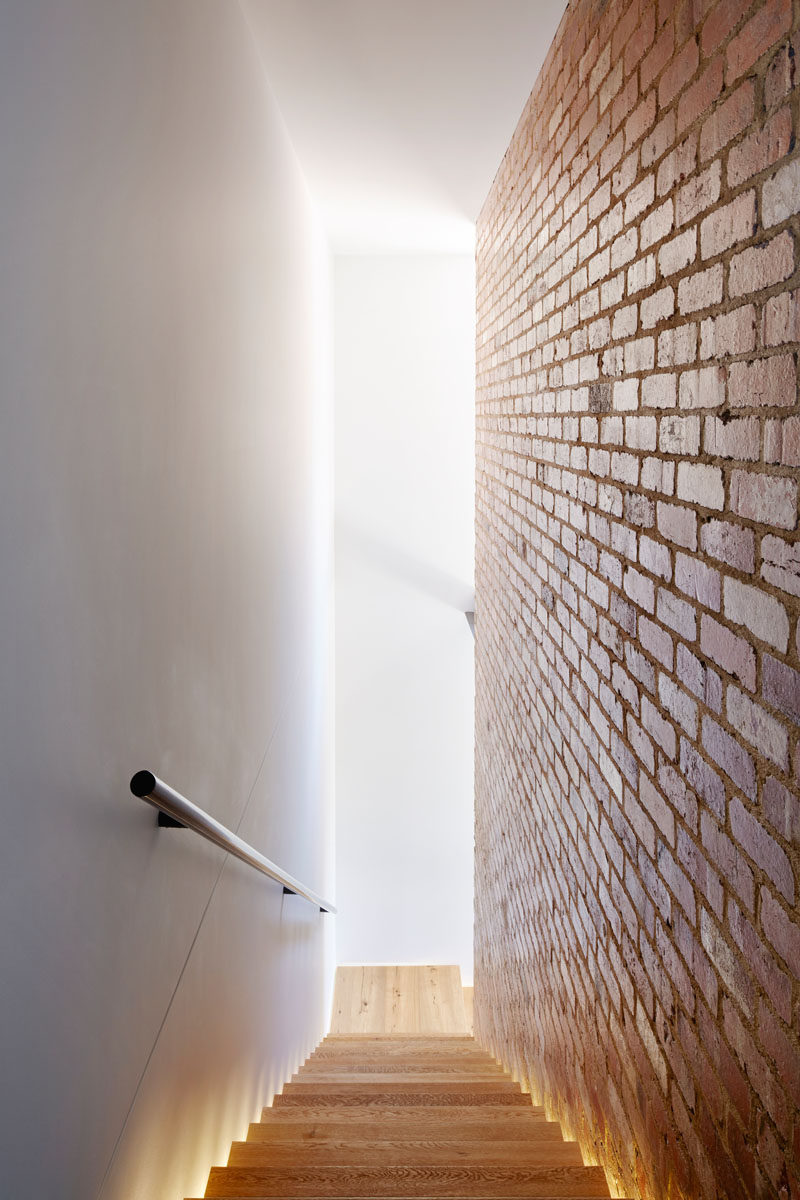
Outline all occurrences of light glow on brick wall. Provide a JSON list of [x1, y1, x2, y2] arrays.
[[474, 0, 800, 1197]]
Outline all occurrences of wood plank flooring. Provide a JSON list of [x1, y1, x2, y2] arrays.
[[189, 1035, 619, 1199], [329, 966, 468, 1034]]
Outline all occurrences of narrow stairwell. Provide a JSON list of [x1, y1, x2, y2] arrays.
[[189, 1034, 618, 1199]]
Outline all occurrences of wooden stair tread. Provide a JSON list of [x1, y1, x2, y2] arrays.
[[250, 1120, 564, 1143], [259, 1105, 550, 1123], [229, 1140, 584, 1167], [192, 1032, 616, 1200], [284, 1084, 522, 1094], [292, 1075, 506, 1084], [203, 1164, 611, 1197], [303, 1065, 503, 1075], [273, 1091, 532, 1107]]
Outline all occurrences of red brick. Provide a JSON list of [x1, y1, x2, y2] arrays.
[[675, 160, 721, 224], [764, 34, 797, 109], [758, 1000, 800, 1105], [625, 90, 657, 151], [641, 23, 675, 93], [613, 0, 640, 61], [726, 105, 792, 187], [626, 7, 657, 77], [642, 111, 676, 168], [700, 807, 754, 904], [676, 56, 724, 135], [723, 997, 790, 1137], [660, 38, 701, 110], [727, 0, 792, 80], [729, 900, 793, 1022], [473, 2, 800, 1196], [701, 0, 754, 56], [611, 72, 639, 134], [657, 132, 698, 197], [699, 80, 755, 160], [760, 886, 800, 975]]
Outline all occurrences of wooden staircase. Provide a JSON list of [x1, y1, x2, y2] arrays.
[[189, 1035, 617, 1199]]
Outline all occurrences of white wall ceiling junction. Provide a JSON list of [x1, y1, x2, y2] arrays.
[[243, 0, 568, 253]]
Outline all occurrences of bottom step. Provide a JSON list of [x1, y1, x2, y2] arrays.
[[202, 1164, 611, 1197]]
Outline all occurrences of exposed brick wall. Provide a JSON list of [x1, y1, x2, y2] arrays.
[[473, 1, 800, 1197]]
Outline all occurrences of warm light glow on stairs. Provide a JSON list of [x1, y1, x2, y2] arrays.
[[187, 1034, 625, 1199]]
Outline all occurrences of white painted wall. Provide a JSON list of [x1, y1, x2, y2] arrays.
[[335, 255, 475, 983], [0, 4, 334, 1198]]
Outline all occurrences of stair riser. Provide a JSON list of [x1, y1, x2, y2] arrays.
[[273, 1093, 532, 1107]]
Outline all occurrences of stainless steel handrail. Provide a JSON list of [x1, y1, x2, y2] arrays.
[[130, 770, 336, 913]]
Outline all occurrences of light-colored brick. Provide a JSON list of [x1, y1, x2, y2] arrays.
[[723, 576, 790, 652], [676, 462, 724, 509], [658, 228, 697, 277], [704, 415, 760, 460], [626, 415, 657, 451], [642, 373, 677, 408], [675, 553, 721, 609], [761, 534, 800, 598], [700, 520, 755, 572], [657, 324, 697, 367], [699, 306, 757, 360], [730, 469, 797, 530], [700, 190, 756, 259], [641, 286, 675, 329], [659, 415, 700, 455], [657, 502, 697, 549], [677, 264, 724, 314], [762, 156, 800, 227], [729, 230, 794, 296], [727, 686, 789, 769], [473, 6, 800, 1196], [679, 366, 725, 409], [727, 355, 796, 408]]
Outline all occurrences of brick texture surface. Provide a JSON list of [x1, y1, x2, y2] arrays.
[[473, 1, 800, 1197]]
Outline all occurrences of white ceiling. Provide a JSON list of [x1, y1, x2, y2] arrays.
[[243, 0, 567, 253]]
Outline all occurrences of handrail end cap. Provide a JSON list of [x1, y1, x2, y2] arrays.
[[130, 769, 157, 798]]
